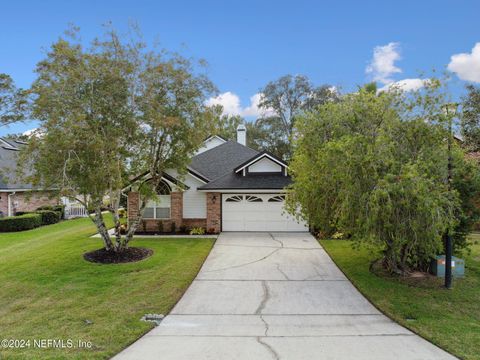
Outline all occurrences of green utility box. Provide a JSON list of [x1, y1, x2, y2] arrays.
[[431, 256, 465, 278]]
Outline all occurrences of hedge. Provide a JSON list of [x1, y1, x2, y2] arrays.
[[0, 213, 42, 232], [36, 210, 61, 225], [36, 205, 65, 220]]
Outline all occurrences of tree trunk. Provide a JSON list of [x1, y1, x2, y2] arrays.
[[93, 207, 114, 250]]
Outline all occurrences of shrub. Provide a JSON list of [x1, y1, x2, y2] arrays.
[[0, 213, 42, 232], [36, 205, 53, 211], [52, 205, 65, 219], [36, 205, 65, 220], [171, 222, 176, 233], [15, 211, 32, 216], [179, 225, 188, 234], [36, 210, 61, 225], [190, 227, 206, 235], [118, 208, 126, 218], [120, 223, 128, 235]]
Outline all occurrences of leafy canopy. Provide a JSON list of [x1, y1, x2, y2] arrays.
[[288, 82, 480, 273]]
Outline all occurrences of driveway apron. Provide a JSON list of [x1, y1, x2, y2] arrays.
[[114, 232, 456, 360]]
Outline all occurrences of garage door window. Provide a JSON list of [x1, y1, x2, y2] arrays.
[[225, 195, 243, 202], [268, 195, 285, 202], [246, 195, 263, 202]]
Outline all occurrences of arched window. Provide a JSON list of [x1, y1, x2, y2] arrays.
[[144, 180, 171, 219]]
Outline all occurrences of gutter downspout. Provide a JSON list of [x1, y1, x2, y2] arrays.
[[7, 192, 16, 216]]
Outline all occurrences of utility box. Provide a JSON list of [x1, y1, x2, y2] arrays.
[[431, 256, 465, 278]]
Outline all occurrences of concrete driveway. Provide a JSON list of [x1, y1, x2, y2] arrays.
[[114, 232, 456, 360]]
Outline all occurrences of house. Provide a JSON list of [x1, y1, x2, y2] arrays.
[[127, 125, 308, 232], [0, 137, 59, 217]]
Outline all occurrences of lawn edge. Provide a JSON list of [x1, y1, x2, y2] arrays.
[[319, 239, 461, 360], [109, 237, 217, 358]]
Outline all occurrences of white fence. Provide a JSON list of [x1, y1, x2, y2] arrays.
[[65, 204, 88, 219]]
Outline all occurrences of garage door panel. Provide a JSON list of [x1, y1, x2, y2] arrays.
[[222, 194, 308, 232]]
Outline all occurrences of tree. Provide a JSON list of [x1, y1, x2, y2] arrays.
[[208, 104, 244, 140], [22, 30, 137, 252], [0, 74, 29, 127], [287, 82, 480, 274], [125, 50, 215, 241], [22, 27, 215, 252], [255, 74, 338, 159], [461, 84, 480, 151]]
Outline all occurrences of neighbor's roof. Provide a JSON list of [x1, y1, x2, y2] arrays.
[[189, 140, 258, 181], [0, 138, 34, 190]]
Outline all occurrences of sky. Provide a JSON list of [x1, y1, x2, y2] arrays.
[[1, 0, 479, 136]]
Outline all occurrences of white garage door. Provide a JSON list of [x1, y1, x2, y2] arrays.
[[222, 194, 308, 232]]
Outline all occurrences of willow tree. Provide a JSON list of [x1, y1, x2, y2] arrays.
[[287, 81, 480, 274], [22, 27, 215, 252]]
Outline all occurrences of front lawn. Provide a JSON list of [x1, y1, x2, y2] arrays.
[[0, 217, 214, 359], [320, 237, 480, 360]]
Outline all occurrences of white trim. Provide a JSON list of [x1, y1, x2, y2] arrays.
[[204, 135, 227, 144], [235, 153, 287, 174], [7, 192, 15, 216], [198, 189, 286, 193], [187, 170, 209, 184]]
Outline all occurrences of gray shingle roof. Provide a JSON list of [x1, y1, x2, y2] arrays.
[[189, 140, 258, 181], [0, 139, 33, 190], [199, 172, 292, 190]]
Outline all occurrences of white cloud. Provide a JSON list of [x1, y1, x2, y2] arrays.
[[366, 42, 402, 84], [448, 43, 480, 83], [205, 91, 242, 116], [206, 92, 273, 118], [379, 78, 429, 92], [22, 128, 39, 137]]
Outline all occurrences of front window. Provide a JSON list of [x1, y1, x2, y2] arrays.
[[143, 181, 171, 219]]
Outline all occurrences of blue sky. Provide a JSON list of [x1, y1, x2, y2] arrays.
[[1, 0, 479, 136]]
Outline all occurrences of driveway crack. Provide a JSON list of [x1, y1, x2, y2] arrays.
[[276, 263, 290, 280], [204, 248, 280, 272], [255, 280, 270, 314], [256, 337, 280, 360], [268, 233, 284, 248], [259, 314, 269, 336]]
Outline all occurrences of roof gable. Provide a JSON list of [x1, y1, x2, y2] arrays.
[[189, 140, 259, 181], [195, 135, 227, 155], [234, 151, 287, 174]]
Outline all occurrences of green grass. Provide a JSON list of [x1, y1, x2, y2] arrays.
[[0, 217, 215, 359], [320, 237, 480, 360]]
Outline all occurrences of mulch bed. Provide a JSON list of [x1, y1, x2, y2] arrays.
[[84, 247, 153, 264]]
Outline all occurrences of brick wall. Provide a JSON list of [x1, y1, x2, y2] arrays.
[[206, 192, 221, 234], [0, 191, 59, 216], [183, 218, 207, 229], [171, 192, 183, 229]]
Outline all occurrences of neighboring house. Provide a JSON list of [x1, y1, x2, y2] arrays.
[[0, 137, 59, 217], [127, 125, 308, 232]]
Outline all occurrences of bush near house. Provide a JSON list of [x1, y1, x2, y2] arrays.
[[36, 205, 65, 220], [36, 210, 61, 225], [0, 213, 42, 232]]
